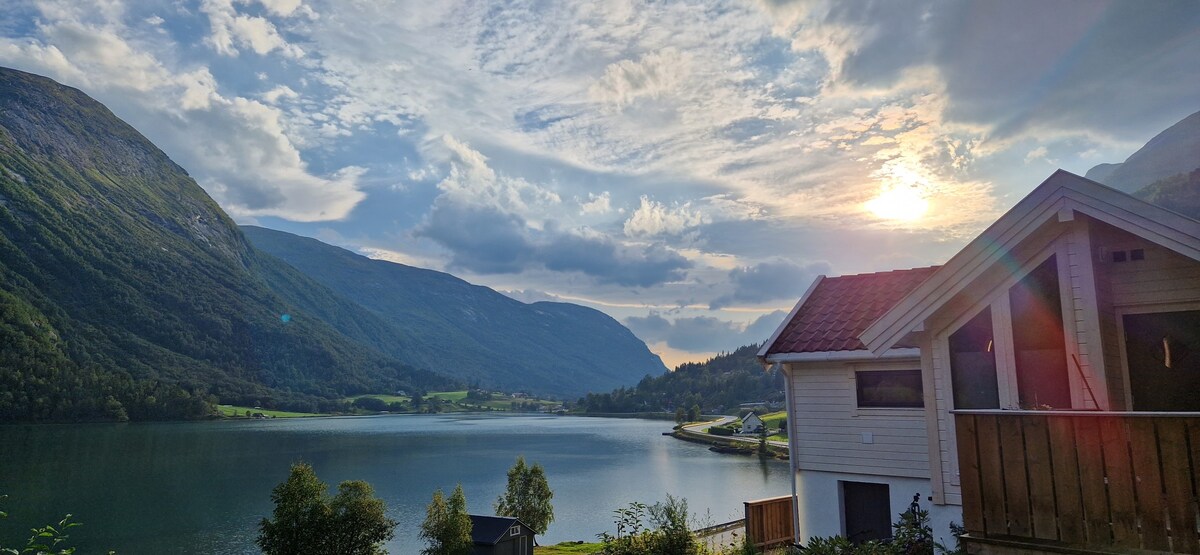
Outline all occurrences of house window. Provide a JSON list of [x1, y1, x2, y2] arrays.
[[855, 370, 923, 408], [949, 307, 1000, 409], [1009, 255, 1071, 408], [510, 525, 521, 536]]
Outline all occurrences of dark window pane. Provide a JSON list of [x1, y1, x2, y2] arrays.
[[856, 370, 924, 408], [950, 307, 1000, 409], [1010, 255, 1071, 408]]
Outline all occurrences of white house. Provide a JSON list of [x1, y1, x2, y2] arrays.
[[740, 412, 765, 435], [760, 170, 1200, 552]]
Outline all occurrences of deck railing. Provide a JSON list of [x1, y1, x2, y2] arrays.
[[744, 494, 794, 548], [954, 410, 1200, 554]]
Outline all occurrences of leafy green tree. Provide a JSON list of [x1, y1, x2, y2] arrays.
[[258, 463, 396, 555], [495, 457, 555, 538], [420, 485, 472, 555], [674, 407, 687, 424], [687, 404, 701, 422]]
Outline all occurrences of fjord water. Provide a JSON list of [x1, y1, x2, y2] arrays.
[[0, 415, 787, 554]]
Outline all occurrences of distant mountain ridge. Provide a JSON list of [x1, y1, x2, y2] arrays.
[[243, 226, 667, 396], [1086, 109, 1200, 194], [0, 67, 662, 421]]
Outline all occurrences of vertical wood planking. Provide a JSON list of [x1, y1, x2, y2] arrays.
[[1074, 417, 1112, 546], [1159, 419, 1199, 554], [955, 414, 986, 535], [1099, 417, 1139, 548], [1022, 416, 1058, 541], [1047, 417, 1085, 545], [1128, 418, 1168, 551], [999, 415, 1032, 538], [976, 415, 1008, 536]]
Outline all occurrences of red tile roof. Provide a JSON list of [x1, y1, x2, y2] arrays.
[[765, 266, 940, 354]]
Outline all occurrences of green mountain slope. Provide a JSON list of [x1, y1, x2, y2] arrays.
[[1134, 168, 1200, 219], [577, 344, 782, 413], [242, 226, 668, 397], [0, 67, 454, 421]]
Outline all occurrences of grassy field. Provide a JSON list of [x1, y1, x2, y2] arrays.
[[760, 411, 788, 441], [535, 542, 603, 554], [346, 393, 410, 404], [217, 405, 322, 418], [428, 390, 468, 401]]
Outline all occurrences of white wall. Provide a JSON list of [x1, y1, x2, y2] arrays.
[[786, 358, 930, 479], [793, 468, 961, 546]]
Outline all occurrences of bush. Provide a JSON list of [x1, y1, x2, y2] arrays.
[[353, 397, 388, 412], [707, 426, 734, 437], [800, 499, 935, 555]]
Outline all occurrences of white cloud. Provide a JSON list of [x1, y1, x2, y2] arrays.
[[623, 196, 706, 237], [579, 191, 612, 215], [261, 84, 298, 104], [200, 0, 304, 58]]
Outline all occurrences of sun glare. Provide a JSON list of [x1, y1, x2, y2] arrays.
[[866, 185, 930, 221]]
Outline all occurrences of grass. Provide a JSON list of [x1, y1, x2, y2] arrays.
[[217, 405, 322, 418], [428, 390, 468, 401], [535, 542, 603, 554], [759, 410, 786, 427], [346, 394, 410, 404]]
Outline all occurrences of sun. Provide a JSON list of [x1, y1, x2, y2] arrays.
[[866, 185, 930, 222]]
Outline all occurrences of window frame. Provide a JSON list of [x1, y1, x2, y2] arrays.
[[853, 368, 925, 409]]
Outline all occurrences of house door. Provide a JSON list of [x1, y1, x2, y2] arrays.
[[842, 481, 891, 544], [1125, 310, 1200, 411]]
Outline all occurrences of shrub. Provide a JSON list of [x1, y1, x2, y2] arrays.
[[707, 426, 733, 437]]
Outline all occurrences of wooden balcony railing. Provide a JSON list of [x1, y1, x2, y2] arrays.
[[744, 494, 794, 548], [955, 410, 1200, 554]]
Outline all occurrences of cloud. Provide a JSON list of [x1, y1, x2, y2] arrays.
[[579, 191, 612, 215], [710, 258, 831, 309], [625, 310, 787, 352], [416, 138, 691, 286], [200, 0, 304, 58], [623, 196, 706, 237]]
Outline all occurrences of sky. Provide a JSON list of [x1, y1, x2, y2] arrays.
[[2, 0, 1198, 369]]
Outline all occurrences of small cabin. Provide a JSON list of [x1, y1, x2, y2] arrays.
[[740, 412, 764, 434], [469, 515, 535, 555]]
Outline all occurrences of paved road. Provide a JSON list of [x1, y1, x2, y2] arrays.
[[680, 417, 789, 448]]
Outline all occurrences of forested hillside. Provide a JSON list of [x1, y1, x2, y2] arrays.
[[0, 67, 455, 421], [577, 344, 783, 413], [244, 226, 667, 397]]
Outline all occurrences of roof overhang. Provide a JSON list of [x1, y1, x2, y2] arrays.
[[860, 170, 1200, 355], [763, 347, 921, 364]]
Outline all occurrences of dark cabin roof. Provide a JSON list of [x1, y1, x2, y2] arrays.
[[764, 266, 939, 355], [470, 515, 526, 545]]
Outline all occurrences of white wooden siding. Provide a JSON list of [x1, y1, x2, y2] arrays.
[[788, 359, 930, 480]]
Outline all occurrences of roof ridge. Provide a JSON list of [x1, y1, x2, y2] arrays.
[[823, 265, 941, 280]]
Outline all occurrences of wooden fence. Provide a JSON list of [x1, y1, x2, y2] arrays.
[[745, 494, 794, 548], [955, 411, 1200, 554]]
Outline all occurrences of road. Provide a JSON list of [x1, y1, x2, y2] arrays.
[[678, 416, 789, 449]]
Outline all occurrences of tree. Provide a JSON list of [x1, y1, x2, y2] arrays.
[[258, 463, 396, 555], [674, 406, 687, 424], [495, 457, 555, 539], [686, 404, 701, 422], [420, 485, 472, 555]]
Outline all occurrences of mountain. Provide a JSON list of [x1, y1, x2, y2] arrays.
[[0, 67, 457, 420], [577, 344, 782, 414], [242, 226, 668, 397], [1085, 110, 1200, 193]]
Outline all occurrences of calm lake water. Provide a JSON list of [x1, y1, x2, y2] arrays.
[[0, 414, 788, 554]]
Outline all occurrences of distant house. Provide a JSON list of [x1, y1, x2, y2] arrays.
[[739, 412, 764, 435], [469, 515, 535, 555], [761, 170, 1200, 553]]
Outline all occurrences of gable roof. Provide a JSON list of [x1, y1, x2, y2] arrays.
[[860, 170, 1200, 355], [469, 515, 527, 544], [759, 266, 939, 358]]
